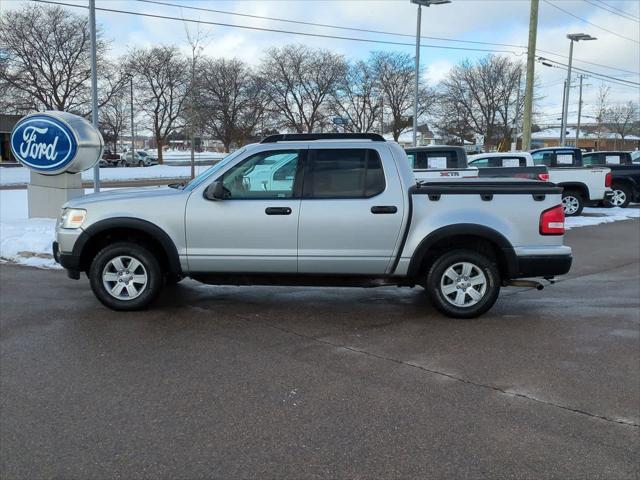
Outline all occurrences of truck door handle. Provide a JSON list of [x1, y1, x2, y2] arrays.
[[265, 207, 292, 215], [371, 206, 398, 214]]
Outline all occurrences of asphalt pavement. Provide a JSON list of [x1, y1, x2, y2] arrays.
[[1, 219, 638, 479]]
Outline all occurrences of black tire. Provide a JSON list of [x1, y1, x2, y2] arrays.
[[118, 159, 126, 167], [604, 183, 631, 208], [561, 190, 584, 216], [425, 249, 501, 319], [138, 160, 145, 167], [89, 241, 163, 311]]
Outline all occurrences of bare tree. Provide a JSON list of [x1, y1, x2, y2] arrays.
[[200, 58, 266, 152], [260, 45, 347, 133], [371, 51, 433, 141], [329, 60, 381, 133], [184, 22, 210, 178], [592, 84, 610, 150], [432, 92, 475, 145], [0, 4, 124, 115], [126, 46, 189, 164], [604, 101, 638, 149], [435, 55, 524, 149], [100, 90, 128, 151]]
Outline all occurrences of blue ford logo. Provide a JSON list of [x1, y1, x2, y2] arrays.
[[10, 114, 78, 173]]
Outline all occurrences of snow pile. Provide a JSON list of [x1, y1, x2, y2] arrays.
[[0, 164, 213, 186], [0, 218, 59, 268], [0, 190, 59, 268], [565, 207, 640, 229]]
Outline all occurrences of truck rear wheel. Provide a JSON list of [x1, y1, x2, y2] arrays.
[[425, 250, 500, 319], [561, 190, 584, 216], [604, 183, 631, 208], [89, 241, 163, 311]]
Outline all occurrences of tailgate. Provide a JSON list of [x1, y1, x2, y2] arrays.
[[478, 166, 548, 181]]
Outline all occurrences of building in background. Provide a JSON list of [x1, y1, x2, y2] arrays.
[[0, 114, 21, 162], [531, 125, 640, 151]]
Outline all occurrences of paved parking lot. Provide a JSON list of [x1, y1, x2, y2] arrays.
[[1, 219, 638, 479]]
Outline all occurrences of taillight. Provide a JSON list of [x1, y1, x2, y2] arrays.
[[538, 172, 550, 181], [540, 205, 565, 235], [605, 172, 612, 188]]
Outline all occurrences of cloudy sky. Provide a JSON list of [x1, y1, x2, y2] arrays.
[[3, 0, 639, 125]]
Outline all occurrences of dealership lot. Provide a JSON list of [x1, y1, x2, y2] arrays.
[[1, 217, 638, 479]]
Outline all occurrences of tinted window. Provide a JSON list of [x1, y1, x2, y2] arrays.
[[469, 158, 491, 168], [414, 151, 458, 169], [532, 151, 552, 166], [221, 150, 300, 199], [582, 153, 600, 166], [406, 152, 416, 169], [304, 149, 385, 198]]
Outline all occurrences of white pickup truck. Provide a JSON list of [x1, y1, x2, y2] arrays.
[[508, 148, 613, 215]]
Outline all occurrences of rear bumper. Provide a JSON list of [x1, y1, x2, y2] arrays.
[[510, 254, 572, 279]]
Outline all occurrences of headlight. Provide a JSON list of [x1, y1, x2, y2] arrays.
[[60, 208, 87, 229]]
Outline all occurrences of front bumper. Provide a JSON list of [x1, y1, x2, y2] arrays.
[[52, 241, 82, 279], [510, 254, 572, 279]]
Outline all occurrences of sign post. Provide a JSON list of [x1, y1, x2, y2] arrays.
[[10, 111, 104, 219]]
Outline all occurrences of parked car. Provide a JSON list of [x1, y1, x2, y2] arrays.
[[408, 147, 547, 182], [53, 133, 571, 319], [118, 151, 158, 167], [530, 147, 613, 216], [582, 151, 640, 207], [406, 146, 479, 180], [468, 152, 549, 181], [99, 150, 120, 167]]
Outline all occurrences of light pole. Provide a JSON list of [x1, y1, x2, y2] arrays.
[[89, 0, 100, 192], [127, 74, 135, 162], [410, 0, 450, 147], [560, 33, 596, 146]]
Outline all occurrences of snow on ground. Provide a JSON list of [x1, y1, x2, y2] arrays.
[[565, 207, 640, 229], [0, 188, 638, 269], [157, 150, 227, 163], [0, 164, 214, 186]]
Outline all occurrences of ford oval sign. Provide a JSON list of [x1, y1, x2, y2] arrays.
[[10, 111, 103, 175], [11, 115, 78, 172]]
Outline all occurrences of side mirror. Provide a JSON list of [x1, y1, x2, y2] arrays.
[[204, 180, 225, 200]]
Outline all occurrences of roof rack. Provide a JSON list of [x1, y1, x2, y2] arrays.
[[260, 133, 386, 143]]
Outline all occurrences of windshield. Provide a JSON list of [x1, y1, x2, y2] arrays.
[[182, 148, 246, 191]]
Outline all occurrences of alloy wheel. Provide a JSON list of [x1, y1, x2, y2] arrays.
[[439, 261, 487, 307]]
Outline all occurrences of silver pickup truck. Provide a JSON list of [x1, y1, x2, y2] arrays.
[[53, 133, 572, 318]]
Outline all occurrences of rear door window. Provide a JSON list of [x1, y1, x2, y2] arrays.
[[604, 154, 622, 165], [304, 149, 385, 198], [469, 158, 490, 168], [532, 151, 552, 166], [498, 156, 525, 167], [414, 151, 458, 169], [555, 150, 577, 166]]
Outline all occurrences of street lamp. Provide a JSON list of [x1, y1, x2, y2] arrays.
[[560, 33, 596, 146], [125, 73, 135, 162], [410, 0, 451, 147]]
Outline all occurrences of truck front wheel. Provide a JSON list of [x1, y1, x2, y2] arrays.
[[89, 241, 163, 311], [425, 250, 501, 319]]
